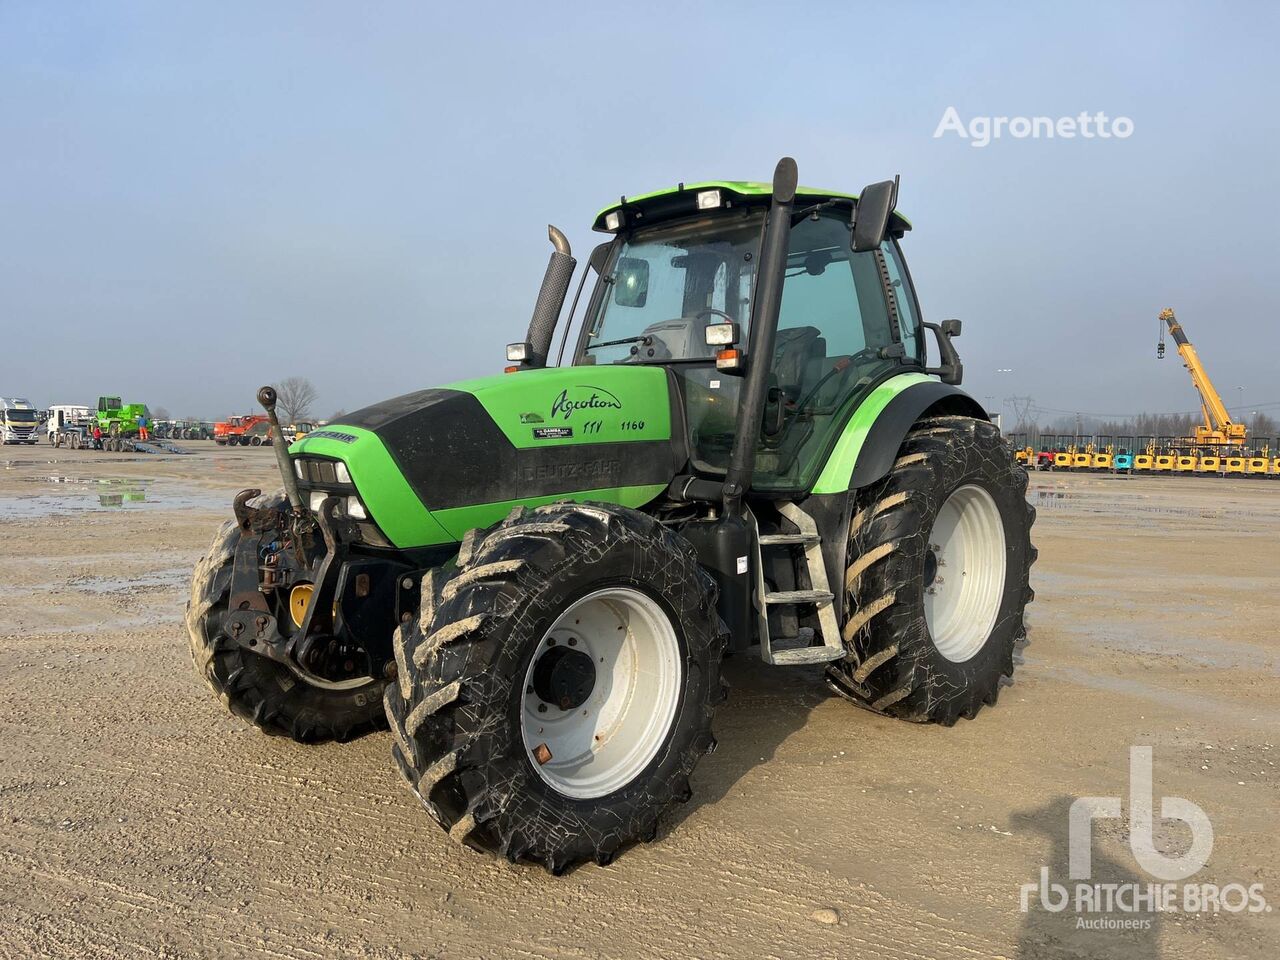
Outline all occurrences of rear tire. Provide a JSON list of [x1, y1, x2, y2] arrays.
[[384, 502, 727, 872], [185, 491, 387, 742], [827, 416, 1036, 724]]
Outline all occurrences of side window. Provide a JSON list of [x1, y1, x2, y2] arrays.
[[883, 242, 921, 362], [776, 216, 866, 354], [752, 214, 903, 491]]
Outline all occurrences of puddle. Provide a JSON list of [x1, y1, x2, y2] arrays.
[[0, 479, 226, 520], [20, 475, 155, 486], [1032, 488, 1246, 521], [67, 566, 190, 594], [1057, 619, 1277, 674]]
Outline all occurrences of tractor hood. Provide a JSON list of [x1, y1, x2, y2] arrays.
[[290, 366, 682, 548]]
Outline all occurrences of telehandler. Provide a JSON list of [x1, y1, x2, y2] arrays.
[[187, 158, 1035, 871]]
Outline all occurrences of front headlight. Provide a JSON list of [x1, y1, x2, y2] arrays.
[[335, 462, 352, 484], [346, 497, 367, 520]]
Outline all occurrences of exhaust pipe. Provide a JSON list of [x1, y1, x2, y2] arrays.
[[257, 385, 306, 518], [524, 226, 576, 368], [722, 157, 798, 517]]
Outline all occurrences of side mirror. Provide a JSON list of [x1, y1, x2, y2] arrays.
[[923, 318, 964, 385], [613, 257, 649, 307], [761, 384, 787, 440], [588, 241, 611, 275], [852, 178, 899, 253]]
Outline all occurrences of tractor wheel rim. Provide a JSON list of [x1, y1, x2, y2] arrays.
[[521, 587, 681, 800], [923, 484, 1007, 663]]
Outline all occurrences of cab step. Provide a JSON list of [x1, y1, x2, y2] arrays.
[[753, 502, 845, 666], [765, 589, 833, 605], [758, 532, 821, 546], [768, 646, 845, 665]]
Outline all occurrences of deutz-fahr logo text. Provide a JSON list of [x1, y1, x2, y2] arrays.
[[550, 386, 623, 421]]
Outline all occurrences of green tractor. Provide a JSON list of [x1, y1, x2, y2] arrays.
[[95, 395, 149, 439], [186, 158, 1035, 872]]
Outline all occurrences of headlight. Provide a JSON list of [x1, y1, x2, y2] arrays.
[[309, 491, 328, 513], [335, 462, 351, 484], [294, 459, 305, 479], [346, 498, 367, 520]]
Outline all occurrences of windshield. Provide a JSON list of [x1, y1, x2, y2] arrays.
[[5, 409, 36, 423], [581, 210, 763, 365]]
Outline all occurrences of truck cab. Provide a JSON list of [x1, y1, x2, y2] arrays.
[[47, 404, 93, 444], [0, 398, 39, 444]]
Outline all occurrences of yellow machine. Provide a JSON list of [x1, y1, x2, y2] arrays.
[[1196, 452, 1221, 475], [1158, 308, 1247, 448], [1224, 454, 1247, 475], [1133, 438, 1156, 471], [1054, 438, 1075, 469], [1072, 444, 1093, 469], [1175, 451, 1198, 473], [1254, 442, 1274, 476], [1093, 440, 1114, 471]]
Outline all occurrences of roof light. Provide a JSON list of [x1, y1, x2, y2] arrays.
[[696, 189, 722, 210], [604, 210, 623, 231], [506, 341, 530, 362]]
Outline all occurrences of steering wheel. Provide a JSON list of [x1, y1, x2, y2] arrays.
[[695, 308, 736, 325]]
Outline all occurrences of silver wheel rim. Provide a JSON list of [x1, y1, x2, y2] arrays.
[[521, 587, 682, 800], [923, 484, 1006, 663]]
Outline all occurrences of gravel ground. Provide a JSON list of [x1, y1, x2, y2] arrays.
[[1, 443, 1276, 959]]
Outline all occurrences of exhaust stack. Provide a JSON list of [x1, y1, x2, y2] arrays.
[[722, 157, 798, 517], [523, 226, 576, 368], [257, 385, 306, 518]]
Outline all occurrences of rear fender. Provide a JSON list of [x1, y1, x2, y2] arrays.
[[813, 378, 989, 495], [805, 379, 988, 623]]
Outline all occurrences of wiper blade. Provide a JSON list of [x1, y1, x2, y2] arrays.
[[583, 334, 652, 351]]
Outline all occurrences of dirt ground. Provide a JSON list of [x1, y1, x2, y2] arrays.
[[0, 444, 1276, 959]]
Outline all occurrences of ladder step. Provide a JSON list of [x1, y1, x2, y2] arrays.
[[758, 533, 821, 546], [764, 589, 834, 606], [768, 645, 845, 665]]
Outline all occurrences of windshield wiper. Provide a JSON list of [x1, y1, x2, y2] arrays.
[[583, 334, 652, 352]]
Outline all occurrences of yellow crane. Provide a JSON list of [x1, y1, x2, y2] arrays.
[[1157, 308, 1246, 447]]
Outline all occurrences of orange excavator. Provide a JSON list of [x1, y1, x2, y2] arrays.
[[1157, 308, 1246, 447], [214, 413, 273, 446]]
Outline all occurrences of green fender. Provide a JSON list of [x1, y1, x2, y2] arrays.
[[811, 374, 988, 495]]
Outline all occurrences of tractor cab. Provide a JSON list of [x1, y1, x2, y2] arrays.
[[576, 183, 926, 493]]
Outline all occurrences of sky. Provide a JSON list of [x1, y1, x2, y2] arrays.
[[2, 1, 1278, 427]]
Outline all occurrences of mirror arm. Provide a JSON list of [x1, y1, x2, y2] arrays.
[[923, 320, 964, 385]]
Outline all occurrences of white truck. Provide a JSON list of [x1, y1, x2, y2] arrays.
[[47, 404, 95, 447], [0, 397, 40, 444]]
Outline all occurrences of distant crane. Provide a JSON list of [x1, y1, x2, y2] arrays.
[[1156, 308, 1246, 447]]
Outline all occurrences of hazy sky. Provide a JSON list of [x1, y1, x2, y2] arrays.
[[3, 1, 1278, 426]]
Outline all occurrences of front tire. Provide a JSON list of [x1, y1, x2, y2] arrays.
[[384, 502, 727, 872], [827, 416, 1036, 724], [185, 492, 387, 742]]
